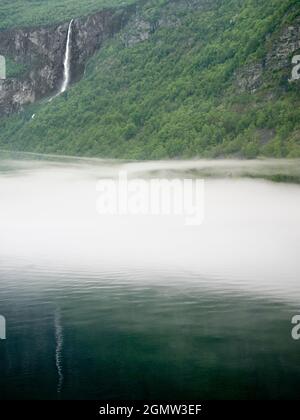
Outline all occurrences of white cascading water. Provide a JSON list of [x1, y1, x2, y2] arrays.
[[47, 19, 73, 104], [60, 19, 74, 94]]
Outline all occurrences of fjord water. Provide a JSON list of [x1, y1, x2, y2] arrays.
[[0, 157, 300, 400]]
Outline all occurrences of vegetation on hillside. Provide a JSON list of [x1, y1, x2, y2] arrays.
[[5, 57, 28, 78], [0, 0, 300, 159], [0, 0, 133, 30]]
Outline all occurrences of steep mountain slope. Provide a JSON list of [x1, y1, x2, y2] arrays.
[[0, 0, 300, 159], [0, 0, 133, 30]]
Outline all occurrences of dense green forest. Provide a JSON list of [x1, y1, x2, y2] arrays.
[[0, 0, 133, 30], [0, 0, 300, 159]]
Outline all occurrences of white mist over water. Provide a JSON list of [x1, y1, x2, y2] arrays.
[[0, 159, 300, 303], [60, 19, 73, 94]]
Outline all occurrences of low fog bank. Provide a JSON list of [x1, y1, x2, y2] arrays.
[[1, 153, 300, 182], [1, 158, 300, 302]]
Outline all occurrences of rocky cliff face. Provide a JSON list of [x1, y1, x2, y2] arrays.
[[0, 0, 218, 117], [266, 18, 300, 73], [236, 16, 300, 93], [0, 6, 134, 116], [1, 0, 299, 117]]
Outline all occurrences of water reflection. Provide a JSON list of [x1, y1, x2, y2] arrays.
[[54, 309, 63, 395]]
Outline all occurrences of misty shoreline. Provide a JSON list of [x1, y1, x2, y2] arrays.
[[1, 150, 300, 184]]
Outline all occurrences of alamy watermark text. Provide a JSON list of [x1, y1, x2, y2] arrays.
[[96, 171, 205, 226]]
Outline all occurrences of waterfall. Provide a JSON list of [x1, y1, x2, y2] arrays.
[[60, 19, 74, 94]]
